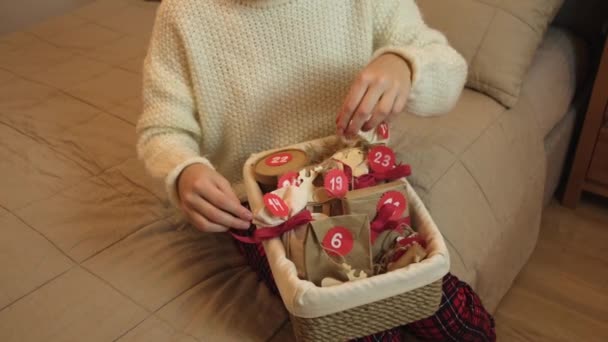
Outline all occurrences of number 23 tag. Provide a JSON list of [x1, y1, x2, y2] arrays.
[[322, 226, 354, 256], [368, 146, 396, 173]]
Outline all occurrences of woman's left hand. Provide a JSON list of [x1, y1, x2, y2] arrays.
[[336, 53, 412, 137]]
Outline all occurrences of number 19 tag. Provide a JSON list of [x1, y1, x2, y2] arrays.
[[324, 169, 348, 198], [322, 226, 354, 256]]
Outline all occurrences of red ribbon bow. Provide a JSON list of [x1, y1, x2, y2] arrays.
[[371, 164, 412, 182], [230, 210, 313, 244], [345, 164, 412, 190], [370, 204, 411, 244], [391, 233, 427, 261]]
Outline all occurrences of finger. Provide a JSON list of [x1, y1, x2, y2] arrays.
[[215, 178, 253, 221], [191, 195, 251, 230], [185, 207, 230, 233], [345, 83, 385, 137], [199, 187, 252, 228], [362, 87, 398, 132], [337, 76, 371, 135], [192, 180, 252, 222], [392, 89, 409, 114]]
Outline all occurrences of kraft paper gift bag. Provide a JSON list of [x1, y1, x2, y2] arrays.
[[371, 229, 403, 261], [282, 223, 309, 279], [304, 215, 372, 286], [342, 180, 410, 221]]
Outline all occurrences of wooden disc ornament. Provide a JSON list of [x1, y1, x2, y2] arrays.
[[254, 149, 310, 186]]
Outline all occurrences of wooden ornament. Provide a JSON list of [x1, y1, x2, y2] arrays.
[[254, 149, 310, 185], [320, 263, 368, 287], [386, 244, 427, 272]]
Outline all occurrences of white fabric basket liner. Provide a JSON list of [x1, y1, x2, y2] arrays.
[[243, 136, 450, 319]]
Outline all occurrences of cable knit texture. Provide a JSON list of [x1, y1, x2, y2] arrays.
[[136, 0, 467, 204]]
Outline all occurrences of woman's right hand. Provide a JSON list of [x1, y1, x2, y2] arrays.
[[177, 163, 253, 232]]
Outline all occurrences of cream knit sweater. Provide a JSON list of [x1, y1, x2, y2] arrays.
[[136, 0, 467, 204]]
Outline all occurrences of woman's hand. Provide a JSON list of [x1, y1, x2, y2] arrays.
[[177, 163, 252, 232], [337, 53, 412, 137]]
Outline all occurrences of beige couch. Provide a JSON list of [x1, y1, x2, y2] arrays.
[[0, 0, 605, 341], [389, 0, 592, 313]]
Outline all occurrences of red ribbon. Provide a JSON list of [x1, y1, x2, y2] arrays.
[[338, 162, 411, 191], [391, 233, 427, 261], [371, 204, 397, 233], [352, 164, 412, 190], [396, 234, 427, 249], [354, 174, 378, 189], [230, 210, 313, 244], [370, 164, 412, 182], [370, 204, 411, 244]]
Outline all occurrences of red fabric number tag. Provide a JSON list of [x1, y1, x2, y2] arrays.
[[368, 146, 396, 173], [324, 169, 348, 198], [263, 193, 289, 217], [322, 226, 354, 256], [377, 191, 407, 220], [278, 171, 299, 188], [377, 122, 389, 139]]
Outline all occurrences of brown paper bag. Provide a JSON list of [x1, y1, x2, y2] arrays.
[[282, 224, 309, 279], [371, 229, 403, 261], [304, 215, 372, 286], [343, 179, 410, 220], [371, 224, 416, 261], [387, 244, 428, 272]]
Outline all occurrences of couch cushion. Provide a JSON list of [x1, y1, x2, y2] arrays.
[[522, 27, 588, 138], [417, 0, 564, 107], [390, 87, 505, 197]]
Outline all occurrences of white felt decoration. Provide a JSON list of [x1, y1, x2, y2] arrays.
[[357, 128, 389, 145], [331, 148, 369, 177], [253, 166, 321, 227]]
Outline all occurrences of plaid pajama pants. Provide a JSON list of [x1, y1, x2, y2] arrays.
[[235, 238, 496, 341]]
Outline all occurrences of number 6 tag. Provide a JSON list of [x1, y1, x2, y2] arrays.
[[322, 226, 354, 256]]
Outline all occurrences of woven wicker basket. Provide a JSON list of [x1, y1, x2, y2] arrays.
[[243, 136, 450, 341]]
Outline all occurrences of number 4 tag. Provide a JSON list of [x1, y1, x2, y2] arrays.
[[377, 191, 407, 220]]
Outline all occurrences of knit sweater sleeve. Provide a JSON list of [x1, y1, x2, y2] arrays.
[[371, 0, 468, 116], [136, 3, 213, 206]]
